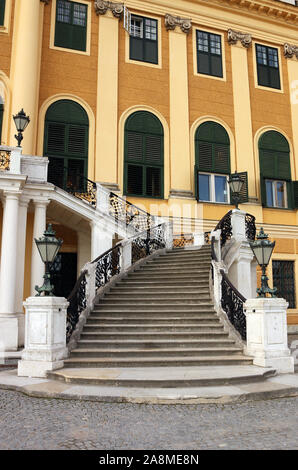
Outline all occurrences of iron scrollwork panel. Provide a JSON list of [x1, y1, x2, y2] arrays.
[[221, 273, 247, 340], [95, 246, 121, 289], [66, 271, 87, 343]]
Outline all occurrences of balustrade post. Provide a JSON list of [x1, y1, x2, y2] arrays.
[[84, 262, 96, 311], [121, 241, 132, 272], [96, 184, 110, 215], [9, 147, 22, 174], [165, 222, 174, 250]]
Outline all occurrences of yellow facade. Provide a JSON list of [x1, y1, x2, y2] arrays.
[[0, 0, 298, 321]]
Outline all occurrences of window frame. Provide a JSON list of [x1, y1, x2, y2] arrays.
[[192, 27, 226, 81], [197, 171, 230, 204], [50, 0, 91, 56], [253, 41, 283, 93], [0, 0, 11, 34], [125, 12, 162, 69], [265, 179, 288, 209]]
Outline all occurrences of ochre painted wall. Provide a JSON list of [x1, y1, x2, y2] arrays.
[[0, 0, 14, 78]]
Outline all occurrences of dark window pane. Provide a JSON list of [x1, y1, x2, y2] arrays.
[[57, 0, 71, 23], [144, 40, 158, 64], [127, 164, 143, 195], [256, 44, 280, 89], [215, 175, 228, 203], [146, 167, 161, 197], [269, 68, 281, 89], [48, 157, 64, 188], [130, 16, 158, 64], [197, 30, 222, 78], [211, 55, 223, 77], [0, 0, 5, 25], [265, 180, 274, 207], [197, 53, 210, 75], [273, 260, 296, 308], [130, 37, 144, 61]]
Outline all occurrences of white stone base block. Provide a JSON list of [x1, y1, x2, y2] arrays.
[[0, 316, 18, 351], [18, 296, 69, 378], [244, 298, 294, 374], [18, 359, 64, 378]]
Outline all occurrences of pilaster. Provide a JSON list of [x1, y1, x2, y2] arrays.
[[284, 43, 298, 181], [167, 15, 191, 195], [95, 3, 123, 185], [228, 29, 256, 199]]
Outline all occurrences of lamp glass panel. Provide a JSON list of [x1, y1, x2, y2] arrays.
[[229, 177, 243, 194], [36, 241, 60, 263], [251, 245, 264, 265], [262, 244, 274, 266]]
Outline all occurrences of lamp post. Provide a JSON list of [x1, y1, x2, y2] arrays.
[[13, 109, 30, 147], [228, 172, 244, 209], [34, 224, 63, 297], [249, 227, 277, 298]]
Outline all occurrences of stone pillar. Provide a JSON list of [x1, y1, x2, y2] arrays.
[[18, 297, 69, 378], [15, 195, 30, 347], [121, 241, 132, 272], [167, 15, 192, 197], [90, 220, 114, 260], [244, 298, 294, 374], [31, 199, 48, 296], [95, 3, 123, 184], [0, 191, 20, 351], [10, 0, 45, 153], [228, 30, 256, 199]]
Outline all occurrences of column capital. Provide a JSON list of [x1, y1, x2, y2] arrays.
[[165, 14, 192, 34], [227, 29, 252, 48], [3, 190, 22, 200], [284, 43, 298, 59], [94, 0, 124, 18], [32, 197, 49, 207]]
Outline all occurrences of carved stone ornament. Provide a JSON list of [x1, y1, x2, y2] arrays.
[[284, 43, 298, 59], [94, 0, 124, 18], [227, 29, 252, 48], [165, 14, 192, 34]]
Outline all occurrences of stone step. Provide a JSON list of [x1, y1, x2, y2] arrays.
[[147, 258, 211, 266], [47, 366, 275, 388], [83, 323, 224, 332], [100, 298, 212, 305], [139, 266, 210, 273], [87, 315, 219, 324], [104, 292, 210, 300], [109, 286, 210, 294], [70, 347, 244, 358], [93, 305, 215, 312], [80, 331, 230, 340], [63, 355, 253, 368], [90, 309, 216, 317], [118, 280, 209, 287], [126, 273, 209, 281], [76, 338, 238, 349]]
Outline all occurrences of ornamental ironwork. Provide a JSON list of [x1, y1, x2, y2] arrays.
[[94, 0, 124, 18], [0, 150, 10, 171], [227, 29, 252, 48], [214, 210, 233, 248], [66, 270, 87, 343], [165, 14, 192, 34], [131, 224, 166, 264], [221, 270, 247, 340], [95, 245, 121, 289], [109, 192, 153, 232], [245, 213, 256, 241]]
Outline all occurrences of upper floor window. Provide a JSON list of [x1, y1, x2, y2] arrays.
[[124, 111, 164, 198], [259, 131, 293, 208], [54, 0, 87, 52], [256, 44, 281, 89], [196, 30, 223, 78], [130, 15, 158, 64], [0, 0, 5, 26]]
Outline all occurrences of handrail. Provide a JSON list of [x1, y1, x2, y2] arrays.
[[109, 191, 154, 232], [52, 166, 97, 207], [210, 210, 256, 341], [66, 269, 88, 342]]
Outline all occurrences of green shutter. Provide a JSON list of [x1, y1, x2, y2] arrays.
[[195, 121, 230, 174], [237, 171, 249, 203], [0, 104, 3, 143], [0, 0, 5, 26], [124, 112, 164, 198], [293, 181, 298, 209]]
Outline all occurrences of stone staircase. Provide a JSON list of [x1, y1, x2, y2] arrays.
[[63, 246, 253, 370]]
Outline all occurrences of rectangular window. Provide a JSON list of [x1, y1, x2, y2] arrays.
[[130, 15, 158, 64], [196, 30, 223, 78], [0, 0, 5, 26], [198, 172, 229, 203], [265, 180, 287, 208], [55, 0, 87, 52], [273, 260, 296, 309], [256, 44, 281, 89]]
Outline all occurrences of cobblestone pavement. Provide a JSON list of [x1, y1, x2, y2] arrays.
[[0, 389, 297, 450]]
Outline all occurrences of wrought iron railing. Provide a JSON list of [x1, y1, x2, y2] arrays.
[[211, 211, 256, 341], [109, 192, 153, 232], [220, 270, 247, 340], [52, 167, 97, 207], [94, 245, 121, 290], [0, 149, 11, 171], [131, 224, 166, 264], [66, 270, 87, 343]]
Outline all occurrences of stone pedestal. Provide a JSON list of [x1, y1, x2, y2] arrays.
[[244, 298, 294, 374], [18, 297, 69, 378]]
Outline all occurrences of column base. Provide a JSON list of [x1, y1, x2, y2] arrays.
[[18, 359, 65, 378], [0, 316, 19, 352], [252, 356, 294, 374]]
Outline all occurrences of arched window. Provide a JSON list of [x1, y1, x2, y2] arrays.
[[44, 100, 89, 190], [259, 131, 293, 208], [195, 121, 231, 203], [124, 111, 164, 198]]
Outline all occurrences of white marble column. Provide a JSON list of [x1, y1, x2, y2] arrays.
[[30, 199, 48, 296], [0, 191, 21, 351]]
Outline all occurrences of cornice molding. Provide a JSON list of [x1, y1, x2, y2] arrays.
[[227, 29, 252, 48], [94, 0, 124, 18], [165, 13, 192, 34], [284, 42, 298, 59]]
